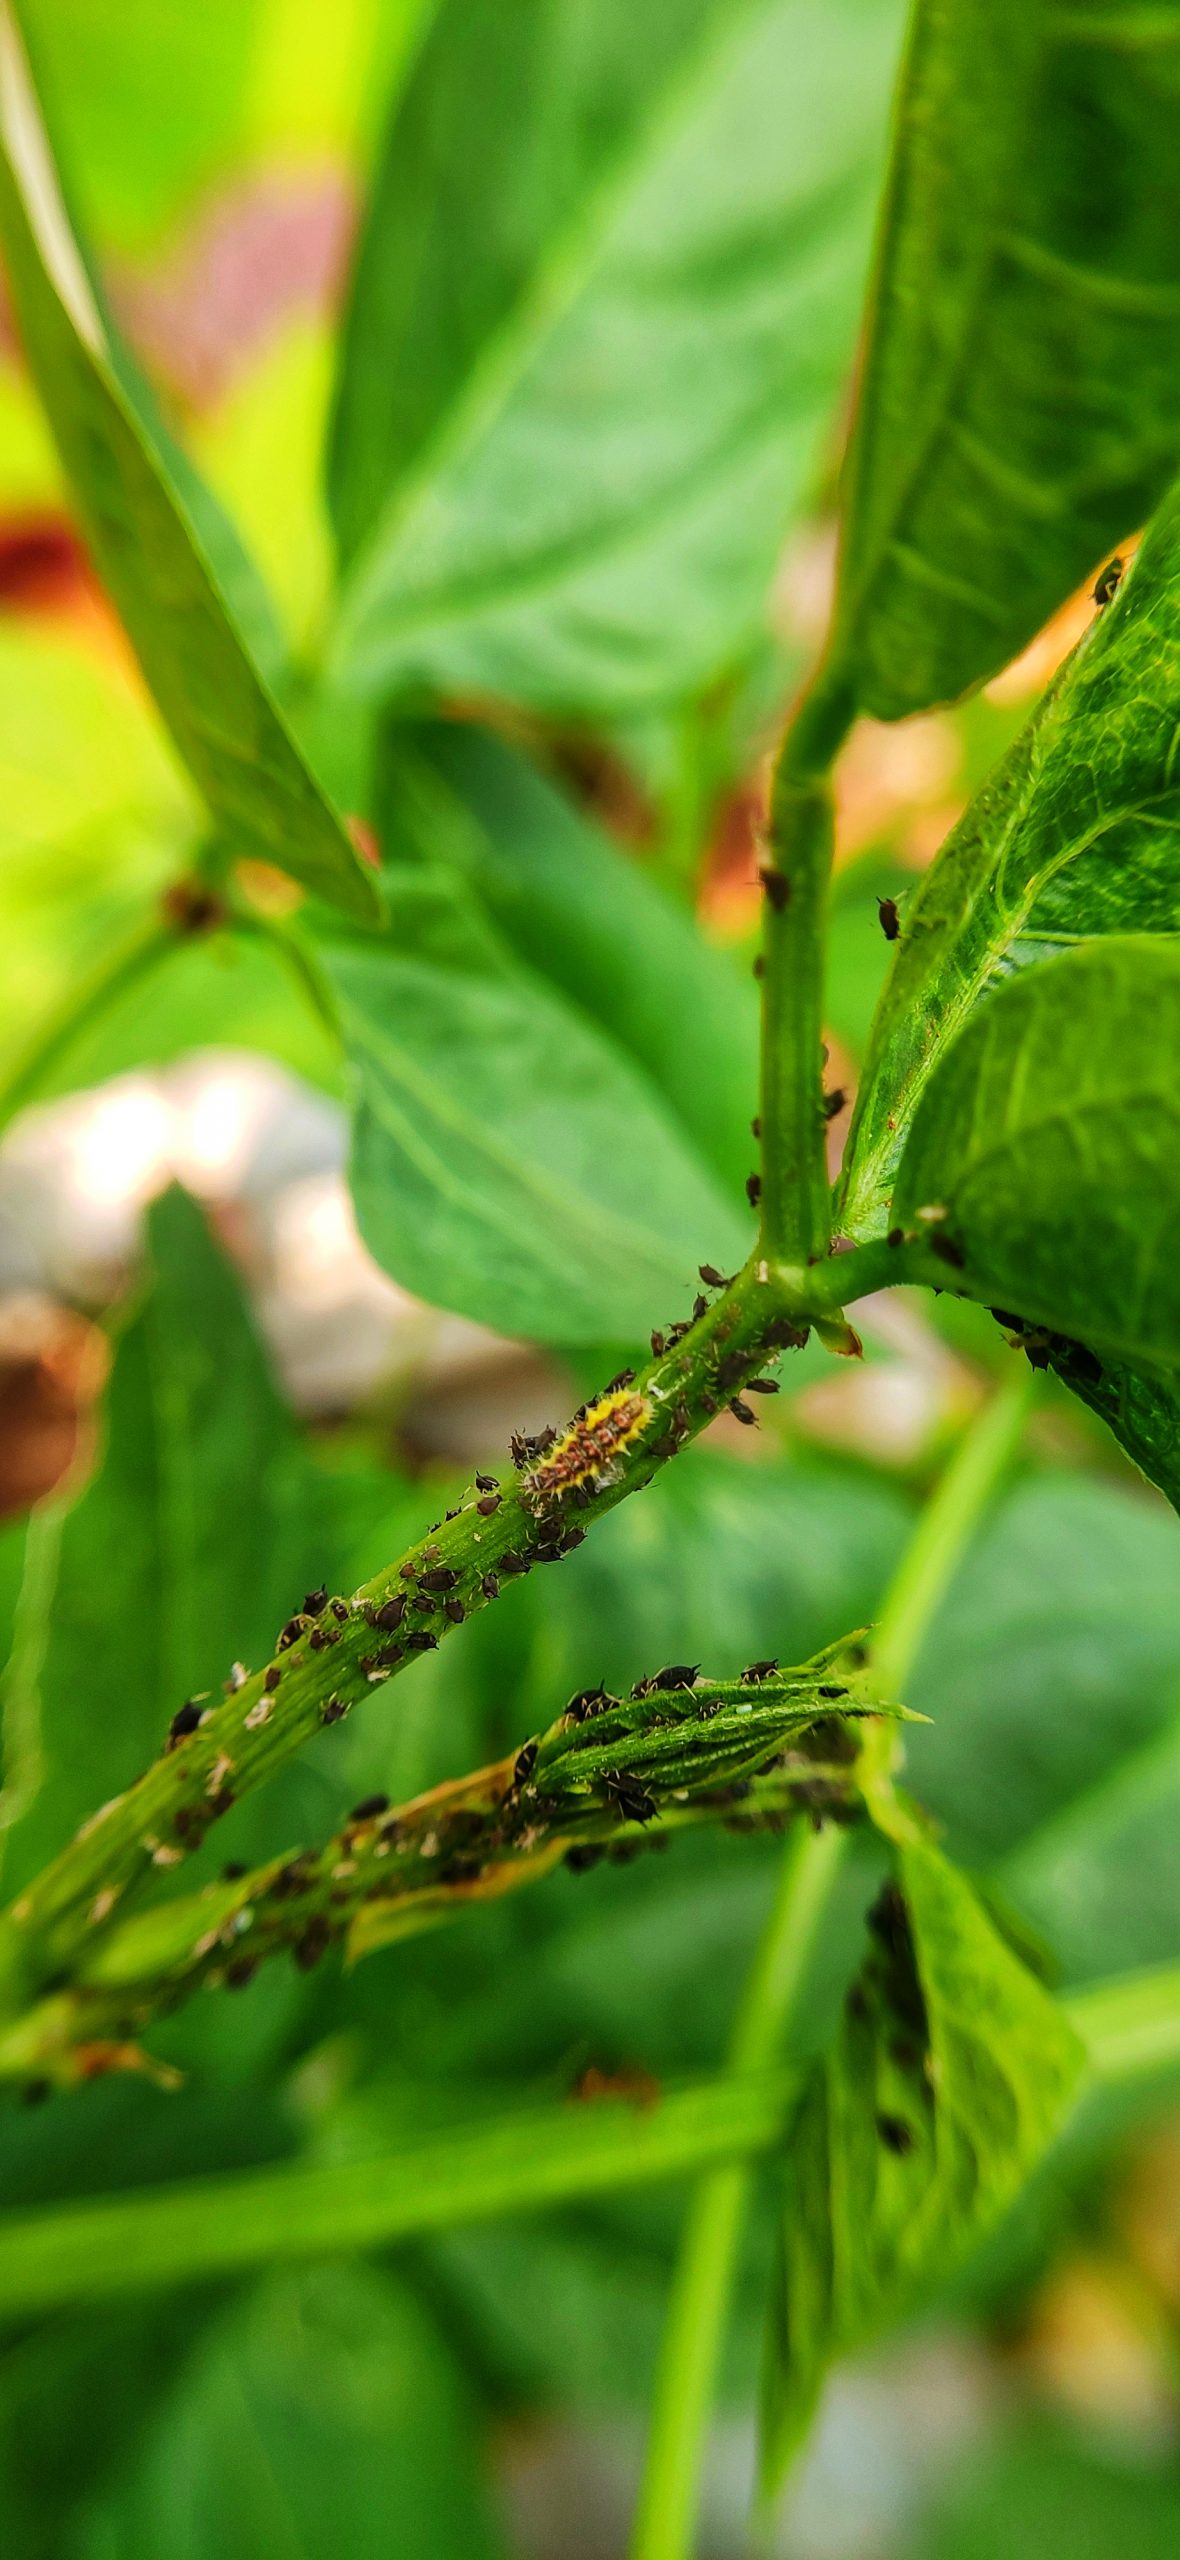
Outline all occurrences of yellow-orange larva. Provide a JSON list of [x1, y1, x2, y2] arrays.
[[526, 1390, 652, 1503]]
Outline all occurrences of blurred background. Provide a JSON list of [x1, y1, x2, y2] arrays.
[[2, 3, 1180, 2554]]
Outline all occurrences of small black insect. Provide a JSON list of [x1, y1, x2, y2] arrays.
[[370, 1596, 407, 1632], [419, 1566, 460, 1593], [497, 1551, 530, 1577], [698, 1265, 728, 1289], [564, 1842, 605, 1874], [303, 1586, 327, 1617], [477, 1493, 501, 1517], [822, 1087, 847, 1121], [475, 1470, 497, 1493], [651, 1664, 700, 1692], [729, 1396, 757, 1426], [350, 1793, 390, 1822], [321, 1695, 349, 1725], [481, 1571, 500, 1600], [263, 1665, 282, 1692], [742, 1659, 778, 1682], [405, 1631, 439, 1653], [566, 1684, 611, 1722], [514, 1740, 539, 1786], [877, 896, 900, 942], [760, 864, 790, 912], [817, 1683, 845, 1700], [167, 1698, 203, 1746], [1092, 555, 1124, 608], [744, 1377, 779, 1396], [308, 1626, 338, 1651], [692, 1294, 709, 1322], [876, 2111, 916, 2156], [330, 1598, 350, 1623], [887, 1226, 905, 1248], [650, 1329, 666, 1356], [294, 1916, 332, 1973], [399, 1560, 418, 1582], [604, 1770, 659, 1824], [444, 1598, 465, 1623], [930, 1229, 966, 1270], [605, 1368, 637, 1394], [650, 1433, 679, 1457], [745, 1172, 762, 1207]]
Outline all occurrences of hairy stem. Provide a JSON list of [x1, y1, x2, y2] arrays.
[[0, 1649, 901, 2086], [631, 1361, 1035, 2560], [758, 667, 854, 1266], [0, 1242, 886, 2014]]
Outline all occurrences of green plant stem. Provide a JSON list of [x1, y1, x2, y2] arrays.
[[870, 1364, 1036, 1699], [0, 911, 176, 1135], [630, 1819, 845, 2560], [0, 1240, 888, 2016], [758, 667, 853, 1266], [630, 1359, 1034, 2560], [0, 1656, 904, 2087], [0, 1955, 1173, 2322]]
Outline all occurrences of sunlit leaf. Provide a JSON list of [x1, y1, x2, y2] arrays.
[[831, 0, 1180, 717]]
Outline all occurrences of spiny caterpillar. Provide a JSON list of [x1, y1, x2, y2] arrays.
[[526, 1389, 652, 1505]]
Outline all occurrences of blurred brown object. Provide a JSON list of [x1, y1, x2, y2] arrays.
[[0, 511, 89, 614], [0, 1294, 108, 1518]]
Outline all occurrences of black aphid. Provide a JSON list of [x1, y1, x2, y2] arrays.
[[370, 1596, 407, 1632], [303, 1586, 327, 1615], [651, 1664, 700, 1692], [742, 1660, 778, 1682], [475, 1471, 498, 1493], [263, 1665, 282, 1692], [514, 1741, 538, 1786], [477, 1494, 501, 1516], [1092, 555, 1124, 607], [350, 1793, 390, 1822], [419, 1566, 460, 1593], [405, 1631, 439, 1653], [877, 896, 900, 942], [167, 1699, 203, 1746], [760, 864, 790, 911], [745, 1173, 761, 1207], [876, 2112, 916, 2156], [729, 1396, 757, 1425], [930, 1229, 965, 1269], [481, 1572, 500, 1600], [698, 1265, 728, 1288]]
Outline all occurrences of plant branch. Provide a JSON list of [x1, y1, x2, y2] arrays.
[[0, 1244, 887, 2013], [0, 1651, 910, 2087], [630, 1819, 845, 2560], [758, 667, 854, 1266], [630, 1360, 1035, 2560], [0, 1956, 1175, 2321]]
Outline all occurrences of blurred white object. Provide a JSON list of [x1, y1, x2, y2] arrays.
[[0, 1050, 535, 1420]]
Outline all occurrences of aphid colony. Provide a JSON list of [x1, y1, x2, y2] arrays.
[[154, 1262, 802, 1891]]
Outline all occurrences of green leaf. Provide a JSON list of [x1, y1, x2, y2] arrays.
[[910, 2415, 1180, 2560], [890, 939, 1180, 1367], [0, 6, 378, 922], [1038, 1339, 1180, 1518], [319, 871, 749, 1343], [1000, 1712, 1180, 1991], [0, 1188, 386, 1895], [326, 0, 902, 717], [830, 0, 1180, 719], [378, 719, 759, 1197], [840, 493, 1180, 1242], [81, 2266, 504, 2560], [904, 1472, 1180, 1872], [761, 1840, 1085, 2481]]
